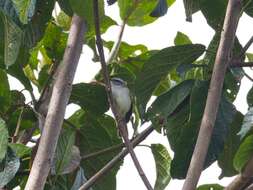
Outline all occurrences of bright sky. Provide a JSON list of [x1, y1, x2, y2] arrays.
[[8, 0, 253, 189]]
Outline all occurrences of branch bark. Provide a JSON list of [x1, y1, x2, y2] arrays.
[[24, 15, 86, 190], [182, 1, 242, 190], [78, 125, 154, 190], [93, 1, 153, 189], [225, 157, 253, 190]]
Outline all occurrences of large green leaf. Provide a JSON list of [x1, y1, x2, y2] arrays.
[[118, 0, 175, 26], [147, 80, 194, 120], [151, 144, 171, 190], [0, 147, 20, 187], [0, 12, 22, 68], [70, 0, 116, 40], [197, 184, 224, 190], [70, 83, 109, 115], [234, 134, 253, 172], [52, 128, 79, 175], [199, 0, 228, 30], [0, 119, 8, 162], [57, 0, 73, 16], [237, 107, 253, 139], [218, 111, 243, 178], [41, 22, 68, 61], [68, 110, 123, 190], [11, 0, 36, 24], [8, 143, 31, 158], [169, 81, 236, 179], [0, 0, 21, 26], [0, 69, 11, 113], [135, 44, 205, 114]]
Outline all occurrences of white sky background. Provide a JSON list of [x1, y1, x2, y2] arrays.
[[8, 0, 253, 189]]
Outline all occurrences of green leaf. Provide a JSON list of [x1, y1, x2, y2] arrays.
[[237, 107, 253, 139], [147, 80, 195, 120], [56, 11, 71, 31], [11, 0, 36, 24], [0, 147, 20, 188], [200, 0, 227, 30], [57, 0, 73, 16], [0, 69, 11, 113], [41, 22, 68, 61], [135, 44, 205, 114], [0, 119, 8, 162], [183, 0, 200, 22], [0, 12, 23, 68], [70, 83, 109, 115], [243, 0, 253, 18], [218, 111, 244, 178], [247, 86, 253, 107], [169, 81, 236, 179], [151, 144, 171, 190], [197, 184, 224, 190], [0, 0, 21, 26], [174, 31, 192, 45], [118, 0, 156, 26], [52, 128, 78, 175], [234, 135, 253, 172], [68, 110, 123, 190], [9, 143, 31, 158]]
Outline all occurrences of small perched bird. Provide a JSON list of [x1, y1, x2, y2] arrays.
[[110, 78, 132, 123]]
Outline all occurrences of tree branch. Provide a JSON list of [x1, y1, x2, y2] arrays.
[[24, 15, 86, 190], [93, 1, 153, 189], [230, 61, 253, 67], [225, 157, 253, 190], [239, 36, 253, 58], [78, 125, 154, 190], [182, 1, 242, 190], [106, 20, 126, 64]]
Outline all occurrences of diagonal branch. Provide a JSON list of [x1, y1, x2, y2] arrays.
[[239, 36, 253, 58], [24, 15, 86, 190], [92, 1, 153, 189], [182, 1, 242, 190], [78, 126, 154, 190], [106, 20, 126, 64]]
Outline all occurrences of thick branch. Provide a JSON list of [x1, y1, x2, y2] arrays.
[[230, 61, 253, 67], [93, 1, 153, 189], [78, 126, 154, 190], [225, 157, 253, 190], [182, 1, 242, 190], [24, 15, 86, 190]]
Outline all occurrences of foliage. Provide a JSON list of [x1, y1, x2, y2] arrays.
[[0, 0, 251, 189]]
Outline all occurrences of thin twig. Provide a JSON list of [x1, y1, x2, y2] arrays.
[[12, 107, 24, 143], [78, 126, 154, 190], [243, 70, 253, 82], [230, 61, 253, 67], [92, 1, 153, 189], [182, 1, 242, 190], [82, 143, 124, 160], [106, 20, 126, 64], [239, 36, 253, 58]]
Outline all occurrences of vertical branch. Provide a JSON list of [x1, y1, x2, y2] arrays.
[[182, 1, 242, 190], [24, 15, 86, 190], [92, 1, 153, 189]]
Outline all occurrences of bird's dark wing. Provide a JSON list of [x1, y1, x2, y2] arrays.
[[125, 103, 132, 123]]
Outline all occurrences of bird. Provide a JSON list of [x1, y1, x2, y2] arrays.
[[110, 77, 132, 123]]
